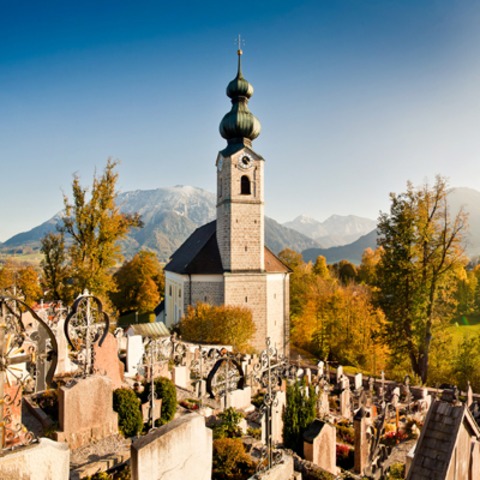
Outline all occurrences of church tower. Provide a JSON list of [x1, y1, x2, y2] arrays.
[[163, 48, 290, 355], [216, 47, 264, 272]]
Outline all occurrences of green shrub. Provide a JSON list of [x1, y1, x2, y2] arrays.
[[113, 388, 143, 437], [141, 377, 177, 425], [386, 463, 405, 479], [213, 407, 244, 439]]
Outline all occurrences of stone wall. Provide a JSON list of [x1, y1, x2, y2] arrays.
[[224, 272, 267, 352], [131, 413, 212, 480], [0, 438, 70, 480]]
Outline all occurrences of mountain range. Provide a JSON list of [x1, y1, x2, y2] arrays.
[[2, 186, 480, 265]]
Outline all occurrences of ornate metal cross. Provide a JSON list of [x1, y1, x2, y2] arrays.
[[0, 296, 57, 450], [64, 291, 109, 377], [253, 338, 296, 474]]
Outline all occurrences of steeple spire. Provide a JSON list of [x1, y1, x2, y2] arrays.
[[219, 40, 261, 146]]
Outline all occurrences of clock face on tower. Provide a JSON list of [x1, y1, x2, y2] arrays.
[[217, 156, 224, 172], [238, 154, 253, 169]]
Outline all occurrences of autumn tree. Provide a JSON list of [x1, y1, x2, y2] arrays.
[[17, 266, 43, 304], [40, 231, 72, 303], [59, 159, 142, 302], [0, 261, 16, 292], [180, 303, 255, 352], [0, 261, 42, 304], [111, 250, 164, 314], [376, 176, 467, 383]]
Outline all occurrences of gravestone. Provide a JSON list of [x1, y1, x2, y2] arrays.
[[336, 366, 343, 384], [262, 389, 286, 445], [316, 382, 330, 417], [142, 399, 162, 425], [93, 332, 125, 389], [340, 376, 351, 420], [54, 375, 118, 449], [305, 368, 312, 385], [303, 419, 337, 475], [54, 315, 76, 376], [228, 386, 252, 411], [354, 407, 369, 475], [126, 335, 144, 376], [131, 413, 212, 480], [173, 365, 190, 390], [468, 382, 474, 407], [391, 386, 400, 408], [354, 373, 363, 391], [317, 360, 324, 378]]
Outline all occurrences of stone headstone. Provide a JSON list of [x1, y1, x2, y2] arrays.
[[93, 332, 125, 389], [391, 387, 400, 408], [54, 315, 76, 376], [131, 413, 212, 480], [468, 382, 474, 408], [272, 390, 286, 445], [317, 361, 324, 378], [228, 387, 252, 411], [340, 376, 351, 420], [173, 365, 190, 390], [303, 419, 337, 475], [305, 368, 312, 385], [126, 335, 144, 376], [54, 375, 118, 449], [354, 407, 369, 475], [142, 399, 162, 424], [354, 373, 363, 391], [336, 366, 343, 384]]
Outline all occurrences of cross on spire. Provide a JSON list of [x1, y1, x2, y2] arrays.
[[236, 34, 244, 55]]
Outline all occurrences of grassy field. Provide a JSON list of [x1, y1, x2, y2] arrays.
[[450, 314, 480, 345]]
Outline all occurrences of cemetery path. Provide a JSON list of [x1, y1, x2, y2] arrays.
[[70, 434, 131, 470]]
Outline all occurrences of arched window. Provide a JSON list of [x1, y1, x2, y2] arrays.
[[241, 175, 251, 195]]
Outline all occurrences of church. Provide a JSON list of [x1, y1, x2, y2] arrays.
[[163, 48, 290, 354]]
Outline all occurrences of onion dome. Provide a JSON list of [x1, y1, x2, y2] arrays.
[[219, 48, 261, 145]]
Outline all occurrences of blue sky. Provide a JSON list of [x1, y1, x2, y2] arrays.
[[2, 0, 480, 241]]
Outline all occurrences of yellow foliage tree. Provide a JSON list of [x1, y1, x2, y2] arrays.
[[180, 303, 255, 352]]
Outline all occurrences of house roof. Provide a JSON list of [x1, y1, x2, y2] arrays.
[[407, 400, 480, 479], [128, 322, 170, 338], [164, 220, 290, 275]]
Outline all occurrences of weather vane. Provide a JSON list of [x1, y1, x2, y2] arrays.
[[235, 34, 245, 55]]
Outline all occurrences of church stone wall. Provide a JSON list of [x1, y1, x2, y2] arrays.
[[187, 276, 224, 308], [266, 273, 290, 355], [224, 273, 268, 352]]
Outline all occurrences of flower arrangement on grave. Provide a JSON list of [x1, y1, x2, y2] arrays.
[[180, 398, 200, 410]]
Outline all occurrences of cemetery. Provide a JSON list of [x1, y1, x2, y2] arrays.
[[0, 291, 479, 480]]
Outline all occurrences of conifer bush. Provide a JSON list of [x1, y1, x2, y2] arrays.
[[141, 376, 177, 425], [113, 388, 143, 437]]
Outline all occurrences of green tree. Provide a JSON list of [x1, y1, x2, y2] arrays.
[[376, 177, 467, 383], [180, 303, 255, 352], [60, 159, 142, 302], [283, 381, 317, 455], [111, 251, 164, 314], [40, 232, 72, 303]]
